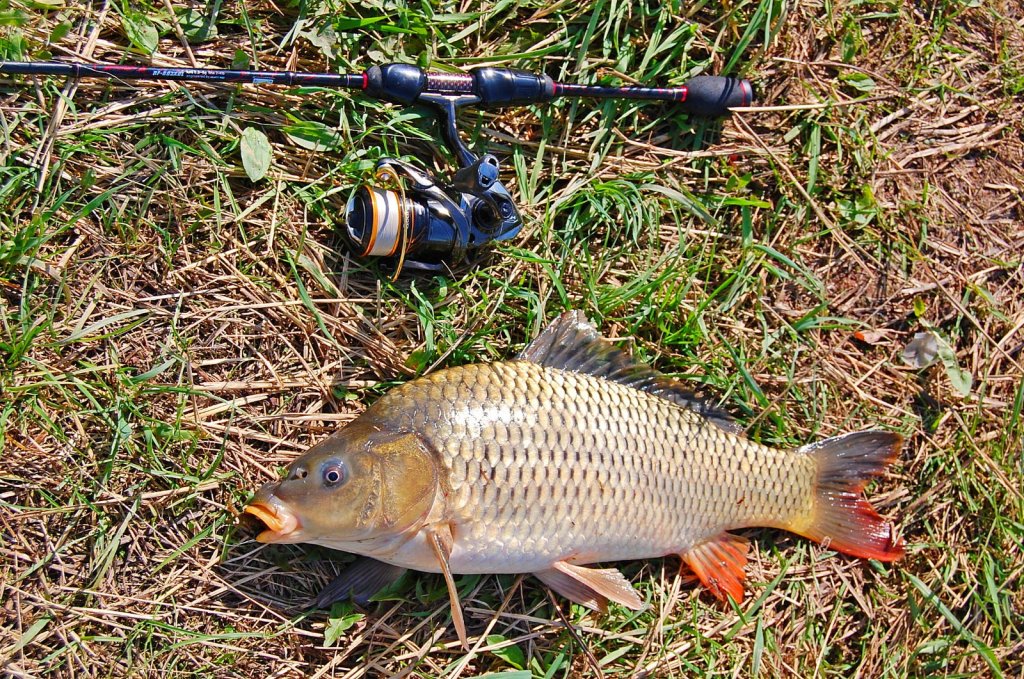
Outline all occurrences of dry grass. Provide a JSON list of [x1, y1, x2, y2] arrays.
[[1, 0, 1022, 677]]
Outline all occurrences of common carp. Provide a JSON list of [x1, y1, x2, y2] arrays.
[[246, 311, 904, 647]]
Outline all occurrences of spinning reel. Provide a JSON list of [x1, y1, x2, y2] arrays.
[[342, 65, 529, 272]]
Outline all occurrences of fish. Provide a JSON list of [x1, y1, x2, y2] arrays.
[[245, 311, 905, 648]]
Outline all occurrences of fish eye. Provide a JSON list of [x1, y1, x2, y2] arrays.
[[321, 460, 347, 488]]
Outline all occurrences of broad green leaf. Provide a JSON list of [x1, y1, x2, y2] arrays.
[[122, 10, 158, 54], [240, 127, 271, 182], [50, 21, 72, 42], [324, 603, 363, 646], [839, 71, 876, 92], [175, 8, 217, 41], [486, 635, 526, 669], [300, 26, 340, 61], [934, 334, 972, 396]]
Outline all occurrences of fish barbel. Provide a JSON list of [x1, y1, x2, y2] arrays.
[[246, 311, 904, 648]]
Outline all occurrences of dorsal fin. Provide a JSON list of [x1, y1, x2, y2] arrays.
[[518, 311, 743, 435]]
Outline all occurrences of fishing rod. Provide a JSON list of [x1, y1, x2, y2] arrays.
[[0, 60, 754, 272]]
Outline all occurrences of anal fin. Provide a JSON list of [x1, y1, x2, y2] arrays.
[[547, 561, 645, 611], [681, 532, 749, 603], [534, 568, 608, 613], [427, 524, 469, 650]]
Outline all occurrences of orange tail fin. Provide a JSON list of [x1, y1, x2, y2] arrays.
[[794, 431, 905, 561]]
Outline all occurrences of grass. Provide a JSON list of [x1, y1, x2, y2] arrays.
[[1, 0, 1022, 676]]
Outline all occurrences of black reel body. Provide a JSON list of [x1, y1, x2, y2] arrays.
[[344, 155, 520, 270]]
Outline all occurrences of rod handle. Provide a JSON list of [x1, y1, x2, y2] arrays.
[[683, 76, 754, 116], [471, 68, 554, 106], [363, 63, 555, 106]]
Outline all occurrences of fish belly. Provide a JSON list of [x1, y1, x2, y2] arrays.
[[377, 361, 814, 575]]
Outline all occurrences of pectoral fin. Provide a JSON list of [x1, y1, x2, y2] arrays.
[[547, 561, 645, 611], [314, 557, 407, 609], [427, 523, 468, 650], [681, 532, 749, 603]]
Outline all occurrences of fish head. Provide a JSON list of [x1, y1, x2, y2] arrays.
[[245, 420, 440, 548]]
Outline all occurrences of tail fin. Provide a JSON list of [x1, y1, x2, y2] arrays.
[[794, 431, 905, 561]]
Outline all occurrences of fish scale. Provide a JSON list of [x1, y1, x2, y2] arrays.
[[371, 360, 808, 573]]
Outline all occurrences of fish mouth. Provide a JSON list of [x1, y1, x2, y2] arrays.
[[244, 492, 300, 543]]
